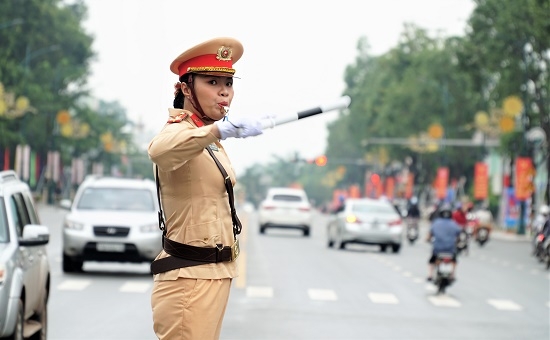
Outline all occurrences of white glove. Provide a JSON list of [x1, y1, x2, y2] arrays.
[[215, 116, 263, 140]]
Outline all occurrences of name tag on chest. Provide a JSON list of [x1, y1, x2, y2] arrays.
[[208, 143, 219, 152]]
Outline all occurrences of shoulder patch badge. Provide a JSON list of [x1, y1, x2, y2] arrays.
[[208, 143, 219, 152], [167, 112, 189, 124]]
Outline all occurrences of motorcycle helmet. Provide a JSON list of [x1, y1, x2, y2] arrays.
[[541, 205, 550, 215], [439, 203, 453, 219]]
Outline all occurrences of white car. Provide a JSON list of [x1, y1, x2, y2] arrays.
[[0, 170, 50, 340], [60, 176, 162, 272], [327, 198, 403, 252], [258, 187, 313, 236]]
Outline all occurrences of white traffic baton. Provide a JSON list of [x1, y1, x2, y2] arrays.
[[260, 95, 351, 129]]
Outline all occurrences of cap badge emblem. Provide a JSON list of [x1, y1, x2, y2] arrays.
[[217, 46, 232, 61]]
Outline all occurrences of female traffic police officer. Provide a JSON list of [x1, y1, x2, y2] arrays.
[[148, 37, 264, 340]]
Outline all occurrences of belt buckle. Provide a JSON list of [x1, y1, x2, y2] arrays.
[[231, 239, 240, 261]]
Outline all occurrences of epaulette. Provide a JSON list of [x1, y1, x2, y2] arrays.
[[167, 112, 189, 124]]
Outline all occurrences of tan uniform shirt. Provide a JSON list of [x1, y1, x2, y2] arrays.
[[148, 108, 238, 281]]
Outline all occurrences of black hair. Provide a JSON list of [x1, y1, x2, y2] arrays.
[[173, 74, 192, 109]]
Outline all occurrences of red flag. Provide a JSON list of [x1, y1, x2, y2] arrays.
[[474, 162, 489, 200], [3, 148, 9, 170]]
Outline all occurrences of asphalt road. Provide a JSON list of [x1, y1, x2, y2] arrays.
[[37, 204, 549, 340]]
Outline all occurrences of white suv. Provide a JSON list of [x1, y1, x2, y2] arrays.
[[258, 187, 313, 236], [0, 170, 50, 340], [60, 176, 162, 273]]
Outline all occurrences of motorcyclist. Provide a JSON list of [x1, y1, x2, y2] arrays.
[[452, 202, 468, 229], [532, 205, 549, 256], [533, 205, 549, 235], [473, 201, 493, 239], [426, 203, 462, 281], [407, 196, 421, 219]]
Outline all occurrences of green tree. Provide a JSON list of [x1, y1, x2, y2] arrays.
[[328, 26, 483, 195], [459, 0, 550, 202], [0, 0, 94, 163]]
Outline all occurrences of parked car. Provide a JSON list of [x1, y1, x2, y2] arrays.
[[258, 187, 313, 236], [327, 198, 403, 252], [60, 176, 162, 273], [0, 170, 50, 340]]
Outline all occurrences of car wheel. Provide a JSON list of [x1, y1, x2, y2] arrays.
[[327, 239, 334, 248], [391, 244, 401, 253], [63, 253, 83, 273], [9, 298, 24, 340], [334, 230, 345, 249], [303, 228, 310, 237], [380, 244, 387, 252]]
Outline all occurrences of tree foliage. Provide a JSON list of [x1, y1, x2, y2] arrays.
[[460, 0, 549, 202], [0, 0, 144, 179], [327, 25, 483, 196]]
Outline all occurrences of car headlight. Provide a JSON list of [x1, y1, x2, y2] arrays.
[[64, 219, 85, 230], [140, 223, 159, 233]]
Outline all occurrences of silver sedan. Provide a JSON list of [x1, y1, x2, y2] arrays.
[[327, 198, 404, 252]]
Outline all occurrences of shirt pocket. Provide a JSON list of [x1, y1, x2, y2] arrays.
[[184, 219, 222, 247]]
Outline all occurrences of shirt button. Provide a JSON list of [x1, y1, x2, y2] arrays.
[[203, 237, 208, 241]]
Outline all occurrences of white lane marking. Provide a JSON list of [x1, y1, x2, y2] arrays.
[[530, 269, 539, 275], [515, 265, 523, 270], [425, 284, 437, 292], [412, 278, 424, 283], [368, 293, 399, 304], [428, 295, 461, 307], [547, 301, 550, 308], [57, 279, 91, 291], [393, 266, 402, 271], [246, 286, 273, 298], [402, 271, 412, 277], [308, 289, 338, 301], [487, 299, 523, 311], [119, 282, 150, 293]]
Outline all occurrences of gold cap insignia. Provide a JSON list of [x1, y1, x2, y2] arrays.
[[217, 46, 232, 61]]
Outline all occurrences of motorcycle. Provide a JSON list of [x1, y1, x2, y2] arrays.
[[534, 233, 546, 262], [456, 229, 469, 255], [544, 241, 550, 270], [475, 226, 490, 246], [406, 218, 419, 244], [433, 252, 455, 294], [465, 212, 477, 237]]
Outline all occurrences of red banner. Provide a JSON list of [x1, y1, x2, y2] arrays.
[[405, 173, 414, 199], [385, 177, 395, 199], [515, 157, 534, 200], [349, 185, 361, 198], [435, 167, 449, 199], [474, 162, 489, 200]]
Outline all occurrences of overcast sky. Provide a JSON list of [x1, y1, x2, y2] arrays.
[[82, 0, 476, 175]]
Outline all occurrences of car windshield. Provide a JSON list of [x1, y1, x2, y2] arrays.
[[0, 199, 7, 242], [76, 188, 155, 211], [352, 203, 396, 215], [272, 194, 303, 202]]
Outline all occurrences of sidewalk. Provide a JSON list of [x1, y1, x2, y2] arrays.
[[491, 227, 531, 242]]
